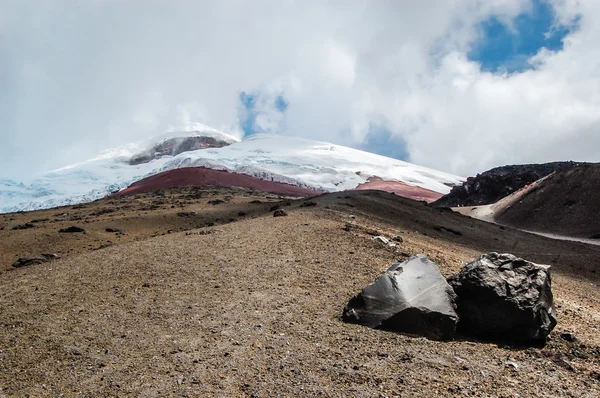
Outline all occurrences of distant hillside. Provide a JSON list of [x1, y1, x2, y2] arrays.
[[432, 162, 576, 207], [495, 163, 600, 239]]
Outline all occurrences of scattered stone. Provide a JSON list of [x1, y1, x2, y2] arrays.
[[373, 236, 398, 248], [12, 253, 59, 268], [343, 254, 459, 340], [41, 253, 59, 259], [560, 332, 578, 343], [448, 252, 556, 342], [273, 209, 288, 217], [392, 235, 404, 243], [433, 226, 463, 236], [238, 211, 247, 217], [299, 201, 318, 208], [177, 211, 197, 217], [12, 223, 36, 230], [249, 200, 262, 204], [105, 228, 121, 233], [373, 236, 389, 245], [59, 226, 85, 233], [208, 199, 225, 205], [505, 361, 519, 369]]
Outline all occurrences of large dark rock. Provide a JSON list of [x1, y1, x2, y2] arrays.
[[342, 255, 458, 341], [448, 252, 556, 342]]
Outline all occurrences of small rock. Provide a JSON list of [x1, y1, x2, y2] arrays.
[[12, 253, 59, 268], [177, 211, 197, 217], [392, 235, 404, 243], [373, 236, 389, 245], [273, 209, 288, 217], [12, 223, 36, 230], [560, 332, 578, 343], [505, 361, 519, 369], [13, 256, 47, 268], [105, 228, 121, 233], [41, 253, 59, 259], [59, 226, 85, 233], [299, 201, 317, 208]]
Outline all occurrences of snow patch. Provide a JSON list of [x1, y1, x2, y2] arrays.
[[0, 130, 464, 213]]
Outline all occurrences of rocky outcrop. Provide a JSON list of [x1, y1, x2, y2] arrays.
[[448, 253, 556, 342], [342, 255, 458, 341], [494, 163, 600, 239], [432, 162, 576, 207], [129, 136, 232, 165]]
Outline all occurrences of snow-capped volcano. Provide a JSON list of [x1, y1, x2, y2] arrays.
[[0, 126, 464, 213]]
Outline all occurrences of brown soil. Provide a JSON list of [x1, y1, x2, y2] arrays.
[[2, 188, 600, 396], [111, 167, 321, 198], [353, 177, 443, 203], [495, 163, 600, 239]]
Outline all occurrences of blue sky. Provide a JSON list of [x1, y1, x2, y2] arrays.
[[468, 0, 579, 73], [235, 0, 578, 162]]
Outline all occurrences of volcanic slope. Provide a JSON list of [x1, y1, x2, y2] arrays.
[[432, 161, 575, 207], [493, 163, 600, 239], [2, 188, 600, 396]]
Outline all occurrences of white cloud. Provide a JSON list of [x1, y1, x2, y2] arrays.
[[1, 0, 598, 179]]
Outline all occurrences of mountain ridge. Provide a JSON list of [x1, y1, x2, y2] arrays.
[[0, 128, 463, 213]]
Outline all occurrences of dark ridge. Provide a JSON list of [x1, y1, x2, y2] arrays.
[[432, 161, 578, 207], [495, 163, 600, 238]]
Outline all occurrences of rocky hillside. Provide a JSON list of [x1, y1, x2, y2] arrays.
[[432, 161, 576, 207], [2, 187, 600, 396], [495, 163, 600, 239]]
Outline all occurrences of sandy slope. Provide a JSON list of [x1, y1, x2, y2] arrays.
[[1, 188, 600, 397]]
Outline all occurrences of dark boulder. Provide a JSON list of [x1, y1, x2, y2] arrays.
[[273, 209, 288, 217], [343, 255, 458, 341], [448, 252, 556, 342]]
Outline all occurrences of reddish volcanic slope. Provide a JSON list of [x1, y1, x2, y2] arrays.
[[111, 167, 321, 197], [353, 177, 444, 203]]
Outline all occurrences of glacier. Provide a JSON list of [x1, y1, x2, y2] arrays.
[[0, 126, 464, 214]]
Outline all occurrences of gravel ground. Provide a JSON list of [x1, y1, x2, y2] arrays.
[[1, 187, 600, 397]]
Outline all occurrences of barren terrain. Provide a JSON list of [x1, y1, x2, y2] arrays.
[[2, 187, 600, 397]]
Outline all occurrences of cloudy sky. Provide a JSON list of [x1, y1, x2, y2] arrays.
[[1, 0, 598, 179]]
